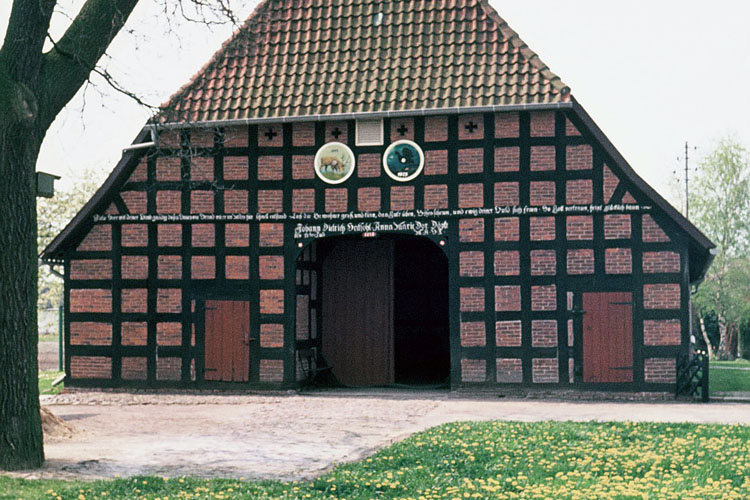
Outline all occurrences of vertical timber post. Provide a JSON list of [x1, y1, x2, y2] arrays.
[[58, 303, 63, 372], [702, 354, 709, 403]]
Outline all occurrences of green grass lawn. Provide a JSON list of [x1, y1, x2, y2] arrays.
[[2, 421, 749, 500], [38, 333, 60, 343], [37, 370, 64, 395], [711, 359, 750, 393]]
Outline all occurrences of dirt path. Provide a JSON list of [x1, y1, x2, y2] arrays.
[[15, 390, 750, 481]]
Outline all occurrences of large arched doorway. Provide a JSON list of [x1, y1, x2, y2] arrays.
[[296, 235, 450, 387]]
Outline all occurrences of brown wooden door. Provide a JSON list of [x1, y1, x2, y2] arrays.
[[321, 239, 394, 386], [204, 300, 251, 382], [582, 292, 633, 383]]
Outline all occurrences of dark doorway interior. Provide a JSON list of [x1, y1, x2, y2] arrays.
[[393, 238, 450, 385], [315, 235, 449, 387]]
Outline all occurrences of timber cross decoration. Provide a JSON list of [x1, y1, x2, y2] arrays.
[[41, 0, 714, 394]]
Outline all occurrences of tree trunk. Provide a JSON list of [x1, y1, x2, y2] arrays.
[[717, 317, 729, 360], [699, 315, 714, 359], [727, 322, 738, 361], [0, 113, 44, 469], [0, 0, 140, 471]]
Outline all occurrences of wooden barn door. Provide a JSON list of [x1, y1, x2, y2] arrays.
[[582, 292, 633, 383], [321, 239, 394, 386], [204, 300, 251, 382]]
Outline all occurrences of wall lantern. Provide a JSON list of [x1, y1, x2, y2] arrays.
[[36, 172, 61, 198]]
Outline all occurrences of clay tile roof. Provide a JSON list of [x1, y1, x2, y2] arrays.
[[155, 0, 570, 124]]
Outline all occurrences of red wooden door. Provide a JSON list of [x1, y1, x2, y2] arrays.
[[582, 292, 633, 383], [204, 300, 251, 382]]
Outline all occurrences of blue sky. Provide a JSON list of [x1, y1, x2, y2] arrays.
[[2, 0, 748, 209]]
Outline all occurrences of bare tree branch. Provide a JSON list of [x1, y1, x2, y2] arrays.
[[44, 33, 159, 111], [37, 0, 140, 129]]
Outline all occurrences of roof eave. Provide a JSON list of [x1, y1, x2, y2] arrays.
[[40, 128, 153, 261], [149, 102, 574, 131], [568, 99, 716, 281]]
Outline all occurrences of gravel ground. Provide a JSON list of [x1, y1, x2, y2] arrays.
[[7, 389, 747, 481]]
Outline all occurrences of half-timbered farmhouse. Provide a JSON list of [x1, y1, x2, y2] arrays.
[[43, 0, 715, 392]]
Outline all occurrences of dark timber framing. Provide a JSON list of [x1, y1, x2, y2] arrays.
[[44, 106, 713, 392]]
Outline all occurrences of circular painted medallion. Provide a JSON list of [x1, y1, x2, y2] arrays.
[[383, 140, 424, 182], [314, 142, 356, 184]]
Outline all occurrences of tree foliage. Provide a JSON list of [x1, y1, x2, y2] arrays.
[[691, 137, 750, 359]]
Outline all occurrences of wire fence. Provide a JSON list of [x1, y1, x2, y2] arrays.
[[38, 306, 61, 338]]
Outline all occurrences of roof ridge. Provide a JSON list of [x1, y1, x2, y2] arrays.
[[154, 0, 574, 124], [476, 0, 570, 97]]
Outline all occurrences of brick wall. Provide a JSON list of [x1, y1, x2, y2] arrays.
[[643, 319, 681, 346], [261, 323, 284, 348], [644, 358, 676, 383], [530, 217, 555, 241], [191, 157, 213, 181], [459, 218, 483, 243], [65, 112, 690, 390], [604, 214, 631, 239], [158, 225, 182, 247], [259, 359, 284, 382], [495, 112, 519, 138], [70, 322, 112, 346], [70, 259, 112, 280], [122, 322, 147, 346], [122, 224, 147, 247], [532, 320, 557, 347], [122, 255, 149, 280], [122, 288, 147, 313], [226, 256, 250, 280], [358, 187, 381, 211], [642, 215, 671, 242], [458, 148, 483, 174], [260, 289, 284, 314], [530, 250, 556, 275], [496, 321, 521, 347], [460, 322, 485, 347], [494, 251, 519, 276], [391, 186, 415, 210], [460, 287, 484, 312], [495, 286, 521, 311], [566, 216, 593, 240], [644, 284, 680, 309], [461, 359, 486, 383], [531, 285, 556, 311], [495, 218, 519, 241], [643, 252, 680, 274], [605, 248, 632, 274], [495, 147, 519, 172], [259, 255, 284, 280], [567, 249, 594, 275], [459, 251, 484, 277], [496, 358, 522, 383], [530, 146, 555, 171], [70, 356, 111, 379], [532, 358, 559, 383], [70, 289, 111, 313]]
